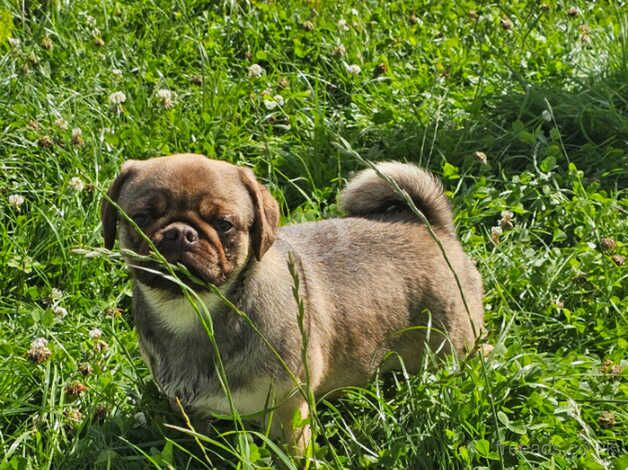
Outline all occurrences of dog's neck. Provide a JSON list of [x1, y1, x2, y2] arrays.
[[136, 280, 236, 336]]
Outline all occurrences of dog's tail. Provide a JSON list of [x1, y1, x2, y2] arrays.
[[339, 161, 454, 233]]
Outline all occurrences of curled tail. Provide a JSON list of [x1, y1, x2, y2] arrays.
[[339, 161, 454, 233]]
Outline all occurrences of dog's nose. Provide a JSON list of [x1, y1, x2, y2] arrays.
[[159, 223, 199, 252]]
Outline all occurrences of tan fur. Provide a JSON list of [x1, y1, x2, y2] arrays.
[[102, 154, 484, 456]]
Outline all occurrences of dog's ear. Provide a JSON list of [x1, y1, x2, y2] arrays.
[[239, 168, 280, 261], [101, 161, 137, 250]]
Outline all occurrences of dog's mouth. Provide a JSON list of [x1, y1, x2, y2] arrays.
[[130, 256, 227, 291], [128, 248, 229, 293]]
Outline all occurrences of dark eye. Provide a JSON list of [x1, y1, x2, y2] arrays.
[[133, 213, 151, 227], [214, 218, 234, 233]]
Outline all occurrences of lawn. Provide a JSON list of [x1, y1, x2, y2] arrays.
[[0, 1, 626, 468]]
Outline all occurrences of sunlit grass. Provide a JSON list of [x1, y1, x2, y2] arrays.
[[0, 1, 626, 468]]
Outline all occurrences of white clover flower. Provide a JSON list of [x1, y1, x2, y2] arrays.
[[332, 44, 346, 57], [8, 194, 25, 210], [156, 88, 175, 109], [473, 151, 488, 164], [108, 91, 126, 106], [89, 328, 102, 339], [71, 127, 84, 145], [111, 68, 123, 78], [53, 306, 68, 318], [54, 117, 69, 129], [8, 37, 21, 49], [499, 210, 515, 230], [31, 337, 49, 349], [490, 226, 503, 242], [541, 110, 552, 122], [50, 288, 63, 300], [156, 89, 172, 101], [248, 64, 265, 78], [28, 337, 52, 363], [344, 63, 361, 75], [263, 94, 285, 110], [69, 177, 85, 192], [500, 210, 514, 222], [351, 8, 359, 16], [338, 18, 350, 31]]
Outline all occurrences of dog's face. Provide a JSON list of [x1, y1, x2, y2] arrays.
[[101, 154, 280, 292]]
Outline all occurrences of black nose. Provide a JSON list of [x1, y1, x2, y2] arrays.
[[159, 223, 199, 252]]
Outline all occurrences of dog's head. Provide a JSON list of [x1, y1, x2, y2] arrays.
[[101, 154, 280, 291]]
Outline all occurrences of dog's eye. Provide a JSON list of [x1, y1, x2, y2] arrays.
[[214, 218, 234, 233], [133, 213, 151, 227]]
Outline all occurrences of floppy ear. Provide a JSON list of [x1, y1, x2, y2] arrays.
[[101, 161, 137, 250], [239, 168, 280, 261]]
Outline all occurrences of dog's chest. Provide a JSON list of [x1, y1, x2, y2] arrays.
[[191, 377, 280, 417], [135, 283, 278, 415], [136, 284, 226, 402]]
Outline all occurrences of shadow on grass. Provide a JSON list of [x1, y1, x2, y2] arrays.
[[363, 64, 626, 183], [271, 60, 627, 214]]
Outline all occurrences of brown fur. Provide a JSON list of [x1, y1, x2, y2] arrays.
[[101, 153, 484, 455]]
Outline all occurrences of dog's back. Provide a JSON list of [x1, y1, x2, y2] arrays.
[[275, 162, 484, 393]]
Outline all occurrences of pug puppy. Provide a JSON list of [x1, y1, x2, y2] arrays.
[[101, 153, 484, 454]]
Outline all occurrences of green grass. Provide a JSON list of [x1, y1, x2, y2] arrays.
[[1, 0, 626, 468]]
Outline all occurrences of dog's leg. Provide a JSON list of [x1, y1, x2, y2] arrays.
[[271, 396, 312, 457]]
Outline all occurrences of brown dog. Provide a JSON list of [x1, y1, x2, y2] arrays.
[[101, 154, 484, 454]]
